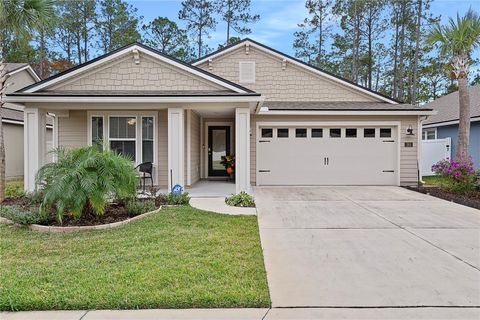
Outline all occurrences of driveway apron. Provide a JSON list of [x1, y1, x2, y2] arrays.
[[254, 186, 480, 308]]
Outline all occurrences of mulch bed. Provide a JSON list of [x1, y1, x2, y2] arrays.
[[2, 198, 154, 227], [405, 186, 480, 210]]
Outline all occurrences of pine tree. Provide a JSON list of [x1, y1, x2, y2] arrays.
[[215, 0, 259, 45]]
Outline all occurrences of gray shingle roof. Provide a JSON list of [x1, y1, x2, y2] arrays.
[[263, 101, 428, 111], [423, 85, 480, 125]]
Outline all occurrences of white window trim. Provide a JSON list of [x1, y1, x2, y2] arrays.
[[87, 111, 158, 167], [239, 61, 255, 83], [422, 128, 437, 140]]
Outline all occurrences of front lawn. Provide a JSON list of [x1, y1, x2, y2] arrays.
[[0, 206, 270, 311], [422, 175, 442, 186]]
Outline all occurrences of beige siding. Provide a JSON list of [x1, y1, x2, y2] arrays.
[[4, 124, 24, 179], [51, 54, 224, 92], [197, 46, 380, 102], [250, 114, 419, 186], [58, 111, 87, 149], [190, 111, 201, 185], [4, 70, 38, 111], [158, 109, 168, 188]]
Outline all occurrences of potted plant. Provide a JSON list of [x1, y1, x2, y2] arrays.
[[220, 155, 235, 180]]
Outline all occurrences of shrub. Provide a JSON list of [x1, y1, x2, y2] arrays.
[[36, 146, 138, 223], [155, 192, 190, 206], [432, 155, 478, 193], [225, 192, 255, 207], [126, 199, 157, 216], [0, 205, 47, 225], [5, 180, 25, 199]]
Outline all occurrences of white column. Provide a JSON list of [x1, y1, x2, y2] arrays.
[[168, 108, 185, 191], [24, 107, 46, 192], [235, 107, 251, 194]]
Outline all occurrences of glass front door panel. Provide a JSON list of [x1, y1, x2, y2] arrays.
[[208, 126, 231, 176]]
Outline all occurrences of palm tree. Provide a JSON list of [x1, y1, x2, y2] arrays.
[[426, 9, 480, 159], [0, 0, 54, 202]]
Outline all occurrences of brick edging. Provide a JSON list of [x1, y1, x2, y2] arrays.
[[0, 207, 162, 233]]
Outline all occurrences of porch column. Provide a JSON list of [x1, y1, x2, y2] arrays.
[[168, 108, 185, 190], [235, 107, 251, 194], [24, 107, 47, 192]]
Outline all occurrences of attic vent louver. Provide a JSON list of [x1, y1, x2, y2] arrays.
[[239, 61, 255, 83]]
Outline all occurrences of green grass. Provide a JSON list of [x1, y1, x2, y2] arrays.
[[0, 206, 270, 311], [422, 176, 443, 186], [5, 180, 25, 198]]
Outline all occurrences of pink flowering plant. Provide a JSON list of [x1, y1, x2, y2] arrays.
[[431, 154, 479, 193]]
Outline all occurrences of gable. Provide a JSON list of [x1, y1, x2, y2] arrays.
[[6, 70, 38, 94], [195, 40, 395, 103], [49, 53, 224, 92]]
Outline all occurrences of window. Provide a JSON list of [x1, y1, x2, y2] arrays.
[[296, 128, 307, 138], [311, 128, 323, 138], [380, 128, 392, 138], [346, 128, 357, 138], [277, 128, 289, 138], [239, 61, 255, 83], [422, 129, 437, 140], [261, 128, 273, 138], [142, 117, 154, 163], [330, 128, 341, 138], [91, 116, 103, 149], [109, 116, 136, 161], [364, 128, 375, 138]]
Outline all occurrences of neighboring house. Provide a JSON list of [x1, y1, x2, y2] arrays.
[[5, 39, 433, 192], [1, 64, 53, 180], [422, 85, 480, 168]]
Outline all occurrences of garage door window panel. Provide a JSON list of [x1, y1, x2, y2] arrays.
[[346, 128, 357, 138], [364, 128, 376, 138], [277, 128, 289, 138], [261, 128, 273, 138], [296, 128, 307, 138], [380, 128, 392, 138], [311, 128, 323, 138], [330, 128, 341, 138]]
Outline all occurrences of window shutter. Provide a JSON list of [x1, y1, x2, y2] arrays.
[[239, 61, 255, 83]]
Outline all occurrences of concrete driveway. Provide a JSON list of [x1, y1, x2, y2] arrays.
[[254, 186, 480, 309]]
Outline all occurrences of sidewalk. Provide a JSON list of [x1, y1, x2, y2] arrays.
[[2, 307, 480, 320]]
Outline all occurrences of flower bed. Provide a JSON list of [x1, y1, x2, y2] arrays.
[[406, 186, 480, 209]]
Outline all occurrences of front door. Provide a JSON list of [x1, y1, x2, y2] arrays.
[[208, 126, 231, 177]]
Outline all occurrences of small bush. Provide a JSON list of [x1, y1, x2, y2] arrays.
[[5, 181, 25, 199], [432, 155, 478, 193], [36, 146, 138, 223], [225, 192, 255, 207], [0, 206, 47, 225], [126, 199, 157, 216], [155, 192, 190, 206]]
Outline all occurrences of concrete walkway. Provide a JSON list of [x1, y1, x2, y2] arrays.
[[190, 197, 256, 215], [3, 307, 480, 319], [254, 186, 480, 311]]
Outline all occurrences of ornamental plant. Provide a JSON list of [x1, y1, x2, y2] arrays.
[[36, 146, 138, 223], [431, 154, 478, 193]]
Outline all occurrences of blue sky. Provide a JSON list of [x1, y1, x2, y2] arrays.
[[128, 0, 480, 57]]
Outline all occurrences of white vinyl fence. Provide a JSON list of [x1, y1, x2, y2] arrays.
[[421, 138, 451, 176]]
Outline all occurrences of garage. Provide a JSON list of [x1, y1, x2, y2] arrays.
[[257, 124, 399, 185]]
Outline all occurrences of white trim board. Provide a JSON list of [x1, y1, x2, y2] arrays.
[[7, 65, 41, 82], [22, 44, 251, 94], [193, 40, 398, 104], [259, 110, 436, 116]]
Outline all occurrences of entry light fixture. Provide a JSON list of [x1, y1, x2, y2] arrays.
[[406, 124, 415, 136]]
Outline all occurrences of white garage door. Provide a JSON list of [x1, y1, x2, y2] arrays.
[[257, 126, 398, 185]]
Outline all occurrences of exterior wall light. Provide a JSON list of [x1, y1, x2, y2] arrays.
[[406, 124, 415, 136]]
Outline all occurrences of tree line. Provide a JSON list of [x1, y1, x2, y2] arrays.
[[2, 0, 479, 105]]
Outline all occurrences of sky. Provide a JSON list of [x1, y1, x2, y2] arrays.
[[126, 0, 480, 59]]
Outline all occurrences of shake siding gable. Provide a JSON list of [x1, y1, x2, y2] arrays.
[[50, 54, 224, 92], [196, 46, 381, 102]]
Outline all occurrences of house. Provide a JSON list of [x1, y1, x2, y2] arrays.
[[422, 85, 480, 168], [5, 39, 434, 193], [1, 64, 53, 180]]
